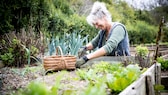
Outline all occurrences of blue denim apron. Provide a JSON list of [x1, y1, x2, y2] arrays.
[[98, 23, 130, 56]]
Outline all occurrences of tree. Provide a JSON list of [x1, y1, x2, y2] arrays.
[[0, 0, 50, 34]]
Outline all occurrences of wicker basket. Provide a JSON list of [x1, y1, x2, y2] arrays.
[[43, 46, 76, 71]]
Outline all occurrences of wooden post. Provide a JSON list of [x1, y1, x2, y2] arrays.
[[154, 63, 161, 95], [156, 63, 161, 85], [146, 75, 155, 95], [154, 16, 165, 60]]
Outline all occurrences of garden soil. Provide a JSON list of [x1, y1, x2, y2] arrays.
[[0, 64, 168, 95], [0, 66, 88, 95]]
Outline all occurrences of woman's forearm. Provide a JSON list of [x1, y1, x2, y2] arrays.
[[86, 47, 106, 59]]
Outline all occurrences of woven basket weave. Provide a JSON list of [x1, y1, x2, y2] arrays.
[[43, 46, 76, 71]]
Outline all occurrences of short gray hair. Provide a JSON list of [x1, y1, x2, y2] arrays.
[[86, 1, 112, 26]]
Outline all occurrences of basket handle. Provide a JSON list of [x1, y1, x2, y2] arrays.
[[56, 46, 67, 69], [56, 46, 63, 57]]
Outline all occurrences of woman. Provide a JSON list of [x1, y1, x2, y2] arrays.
[[76, 1, 130, 68]]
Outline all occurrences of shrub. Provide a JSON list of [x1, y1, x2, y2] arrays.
[[157, 57, 168, 70], [47, 13, 97, 41], [0, 29, 43, 67], [0, 38, 28, 67], [0, 52, 14, 66], [127, 21, 157, 44], [135, 45, 149, 57]]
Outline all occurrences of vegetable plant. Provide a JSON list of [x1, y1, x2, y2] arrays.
[[135, 45, 149, 57], [15, 71, 68, 95], [15, 61, 143, 95], [76, 62, 142, 94], [81, 80, 107, 95], [106, 64, 141, 93], [48, 30, 88, 56], [17, 81, 50, 95], [135, 45, 151, 68], [157, 57, 168, 70]]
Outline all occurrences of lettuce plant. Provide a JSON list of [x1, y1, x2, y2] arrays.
[[157, 57, 168, 70], [106, 64, 141, 93], [76, 62, 141, 94]]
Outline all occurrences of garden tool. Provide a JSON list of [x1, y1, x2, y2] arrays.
[[78, 47, 87, 58], [75, 57, 86, 68]]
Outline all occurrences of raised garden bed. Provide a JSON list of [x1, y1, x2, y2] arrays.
[[82, 56, 161, 95], [119, 63, 161, 95], [0, 56, 164, 95]]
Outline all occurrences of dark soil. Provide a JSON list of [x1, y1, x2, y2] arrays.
[[0, 66, 44, 95], [0, 66, 88, 95]]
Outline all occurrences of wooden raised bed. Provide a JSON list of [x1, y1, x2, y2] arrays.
[[119, 63, 161, 95], [82, 56, 161, 95]]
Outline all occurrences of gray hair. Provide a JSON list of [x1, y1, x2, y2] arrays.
[[86, 1, 112, 26]]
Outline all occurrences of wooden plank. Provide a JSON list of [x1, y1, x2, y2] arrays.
[[142, 64, 156, 85], [146, 75, 155, 95], [87, 56, 135, 62], [119, 75, 146, 95], [81, 56, 136, 68]]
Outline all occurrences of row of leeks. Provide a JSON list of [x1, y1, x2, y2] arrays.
[[47, 31, 88, 56]]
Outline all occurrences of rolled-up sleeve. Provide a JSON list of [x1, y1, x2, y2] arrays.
[[103, 26, 125, 54]]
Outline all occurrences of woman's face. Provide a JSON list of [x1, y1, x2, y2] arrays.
[[93, 17, 107, 30]]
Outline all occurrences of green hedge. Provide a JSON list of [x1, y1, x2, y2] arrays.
[[127, 20, 157, 45], [47, 10, 97, 41]]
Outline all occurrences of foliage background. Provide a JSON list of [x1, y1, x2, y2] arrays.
[[0, 0, 168, 65], [0, 0, 167, 42]]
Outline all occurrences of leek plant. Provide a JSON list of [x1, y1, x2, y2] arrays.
[[68, 31, 88, 55], [48, 31, 88, 56]]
